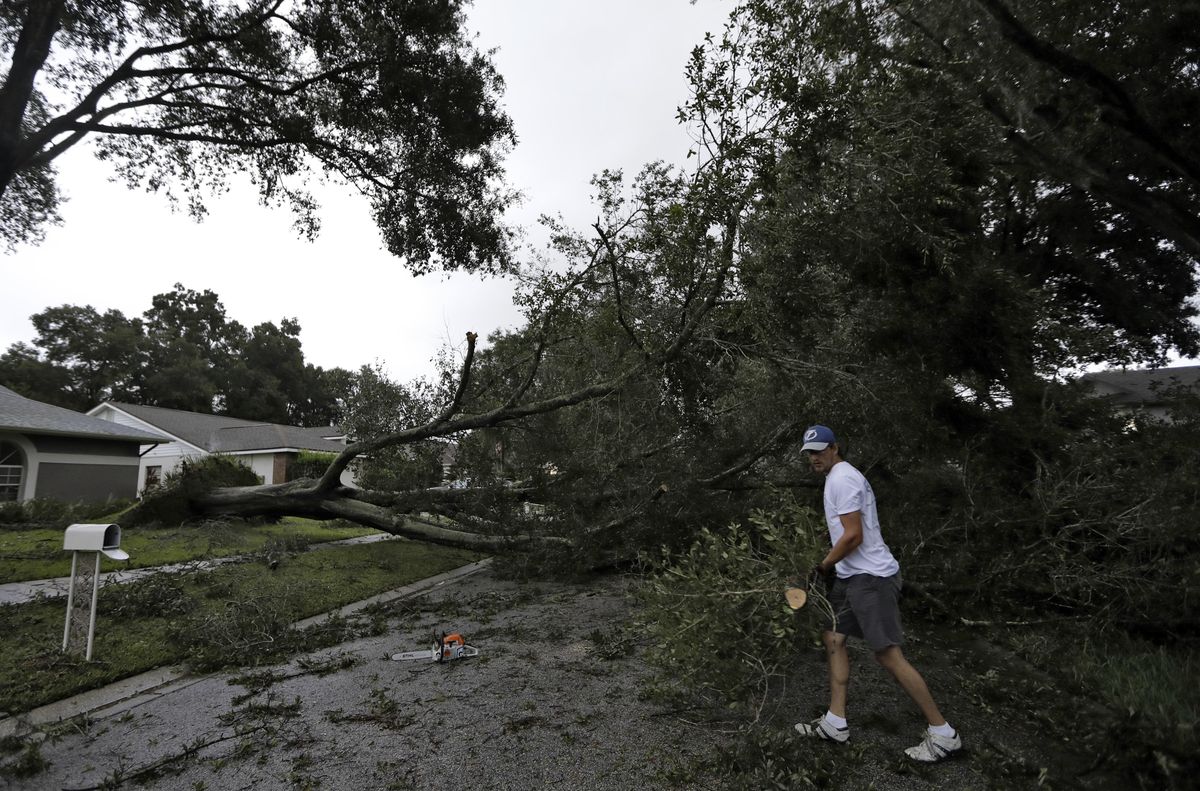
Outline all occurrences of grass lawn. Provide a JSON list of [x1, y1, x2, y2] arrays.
[[0, 537, 482, 715], [0, 518, 378, 584]]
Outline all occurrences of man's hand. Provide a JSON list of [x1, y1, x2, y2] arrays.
[[810, 562, 835, 586]]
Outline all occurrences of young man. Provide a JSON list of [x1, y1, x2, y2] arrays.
[[794, 424, 962, 762]]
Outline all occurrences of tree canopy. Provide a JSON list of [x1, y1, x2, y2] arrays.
[[0, 0, 514, 270]]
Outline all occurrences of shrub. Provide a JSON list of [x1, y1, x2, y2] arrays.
[[16, 498, 71, 524], [75, 498, 136, 522], [288, 451, 338, 482], [0, 501, 26, 525], [0, 497, 136, 529], [126, 456, 261, 526]]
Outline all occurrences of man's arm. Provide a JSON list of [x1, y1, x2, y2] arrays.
[[818, 510, 864, 575]]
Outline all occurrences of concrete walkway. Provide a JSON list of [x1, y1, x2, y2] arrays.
[[0, 532, 400, 605], [0, 557, 492, 740]]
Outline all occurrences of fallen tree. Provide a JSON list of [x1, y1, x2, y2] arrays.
[[163, 199, 750, 554]]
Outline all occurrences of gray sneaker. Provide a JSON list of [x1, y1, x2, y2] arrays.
[[904, 729, 962, 762], [794, 716, 849, 743]]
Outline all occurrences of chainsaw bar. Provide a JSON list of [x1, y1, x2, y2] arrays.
[[391, 645, 480, 662], [391, 649, 436, 661]]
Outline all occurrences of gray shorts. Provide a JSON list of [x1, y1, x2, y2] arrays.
[[824, 573, 904, 652]]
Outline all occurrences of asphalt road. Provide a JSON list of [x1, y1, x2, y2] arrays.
[[3, 567, 1107, 790]]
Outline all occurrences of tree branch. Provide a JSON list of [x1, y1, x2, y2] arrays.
[[502, 263, 601, 409], [971, 0, 1200, 187], [698, 418, 803, 487], [977, 90, 1200, 259], [594, 222, 646, 353], [17, 0, 289, 166]]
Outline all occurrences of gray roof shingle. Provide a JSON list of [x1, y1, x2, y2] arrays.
[[101, 402, 348, 454], [1081, 365, 1200, 405], [0, 386, 170, 443]]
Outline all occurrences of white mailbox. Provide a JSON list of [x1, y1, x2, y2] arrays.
[[62, 523, 130, 661], [63, 523, 129, 560]]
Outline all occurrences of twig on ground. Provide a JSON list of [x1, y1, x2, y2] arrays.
[[61, 724, 269, 791]]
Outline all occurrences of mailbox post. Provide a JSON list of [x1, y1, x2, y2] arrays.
[[62, 523, 129, 661]]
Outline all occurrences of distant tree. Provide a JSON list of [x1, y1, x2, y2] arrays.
[[142, 285, 245, 364], [139, 284, 244, 411], [292, 365, 354, 428], [224, 318, 305, 423], [0, 341, 78, 408], [26, 304, 144, 404], [2, 284, 351, 422], [219, 317, 348, 425], [141, 338, 219, 413], [0, 0, 513, 270]]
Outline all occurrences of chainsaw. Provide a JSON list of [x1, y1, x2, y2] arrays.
[[391, 631, 480, 662]]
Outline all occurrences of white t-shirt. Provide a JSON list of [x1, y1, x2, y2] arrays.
[[823, 461, 900, 579]]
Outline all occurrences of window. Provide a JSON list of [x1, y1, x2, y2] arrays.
[[144, 466, 162, 491], [0, 441, 24, 502]]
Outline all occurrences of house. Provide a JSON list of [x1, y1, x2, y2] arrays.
[[0, 385, 171, 503], [87, 401, 356, 493], [1080, 364, 1200, 420]]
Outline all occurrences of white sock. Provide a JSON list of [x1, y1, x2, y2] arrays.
[[928, 722, 955, 738], [824, 711, 848, 729]]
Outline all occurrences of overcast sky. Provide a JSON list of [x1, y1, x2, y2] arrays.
[[1, 0, 732, 383]]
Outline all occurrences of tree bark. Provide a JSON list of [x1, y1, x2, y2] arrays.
[[0, 0, 64, 197]]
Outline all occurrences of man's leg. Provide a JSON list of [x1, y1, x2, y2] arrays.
[[852, 576, 962, 761], [877, 646, 963, 761], [824, 630, 850, 718], [796, 629, 852, 742], [873, 645, 945, 726]]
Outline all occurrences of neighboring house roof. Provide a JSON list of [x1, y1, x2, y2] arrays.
[[0, 385, 170, 443], [1080, 365, 1200, 405], [93, 401, 348, 454]]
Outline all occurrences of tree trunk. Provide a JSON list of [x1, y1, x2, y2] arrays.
[[192, 481, 571, 553], [0, 0, 64, 198]]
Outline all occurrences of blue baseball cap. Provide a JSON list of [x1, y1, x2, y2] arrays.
[[801, 425, 836, 452]]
